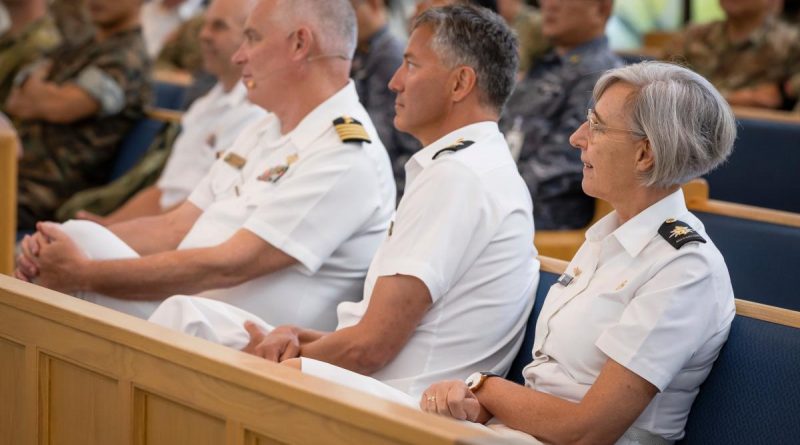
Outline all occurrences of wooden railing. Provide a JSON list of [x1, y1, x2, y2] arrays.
[[0, 130, 17, 276], [0, 275, 524, 445]]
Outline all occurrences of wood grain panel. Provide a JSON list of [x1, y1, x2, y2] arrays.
[[0, 337, 25, 445], [134, 389, 225, 445], [41, 355, 120, 445]]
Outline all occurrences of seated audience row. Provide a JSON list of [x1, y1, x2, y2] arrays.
[[15, 3, 739, 444]]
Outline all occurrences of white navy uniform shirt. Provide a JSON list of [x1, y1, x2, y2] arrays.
[[181, 81, 396, 330], [336, 121, 540, 398], [157, 81, 266, 209], [523, 188, 735, 442]]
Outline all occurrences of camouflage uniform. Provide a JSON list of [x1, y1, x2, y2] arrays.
[[500, 37, 622, 230], [665, 17, 800, 96], [0, 14, 61, 108], [17, 28, 151, 230], [50, 0, 95, 48], [55, 122, 181, 221], [351, 26, 421, 201], [155, 14, 205, 73]]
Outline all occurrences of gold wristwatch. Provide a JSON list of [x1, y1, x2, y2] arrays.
[[465, 371, 500, 393]]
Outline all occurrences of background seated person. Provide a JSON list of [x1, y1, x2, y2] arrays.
[[500, 0, 620, 230], [148, 4, 538, 401], [420, 62, 736, 445], [69, 0, 265, 226], [14, 0, 396, 330], [6, 0, 150, 231], [0, 0, 61, 108], [664, 0, 800, 109]]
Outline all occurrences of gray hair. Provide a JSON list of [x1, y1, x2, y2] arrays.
[[412, 4, 519, 113], [282, 0, 357, 59], [594, 61, 736, 188]]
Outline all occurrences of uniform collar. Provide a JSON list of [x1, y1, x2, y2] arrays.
[[217, 81, 251, 109], [711, 17, 773, 49], [411, 121, 498, 168], [586, 188, 688, 258], [557, 36, 609, 65], [404, 121, 498, 187], [284, 80, 361, 151]]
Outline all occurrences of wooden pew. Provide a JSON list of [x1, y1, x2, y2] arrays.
[[0, 275, 521, 445], [0, 130, 17, 276], [686, 179, 800, 311]]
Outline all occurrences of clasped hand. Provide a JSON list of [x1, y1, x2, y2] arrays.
[[15, 222, 87, 293], [242, 322, 302, 362], [419, 380, 485, 422]]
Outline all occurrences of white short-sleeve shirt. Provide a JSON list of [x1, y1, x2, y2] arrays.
[[337, 121, 540, 398], [523, 189, 735, 441], [157, 82, 266, 209], [181, 81, 396, 330]]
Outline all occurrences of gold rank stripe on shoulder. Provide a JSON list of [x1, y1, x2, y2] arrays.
[[432, 138, 475, 160], [223, 152, 247, 169], [333, 116, 371, 144]]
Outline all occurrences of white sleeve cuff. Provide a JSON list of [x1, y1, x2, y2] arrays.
[[243, 217, 323, 274], [373, 257, 444, 302]]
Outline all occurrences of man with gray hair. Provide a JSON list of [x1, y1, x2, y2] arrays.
[[16, 0, 397, 333], [141, 4, 538, 403]]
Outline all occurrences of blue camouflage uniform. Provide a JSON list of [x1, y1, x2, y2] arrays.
[[500, 36, 622, 230]]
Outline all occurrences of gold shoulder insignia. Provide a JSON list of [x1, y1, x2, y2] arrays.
[[658, 219, 706, 250], [433, 138, 475, 160], [333, 116, 371, 144]]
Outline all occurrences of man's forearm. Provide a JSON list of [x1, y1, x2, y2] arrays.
[[299, 327, 388, 375], [108, 203, 199, 255], [77, 246, 250, 300]]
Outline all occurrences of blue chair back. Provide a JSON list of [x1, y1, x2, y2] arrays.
[[109, 117, 167, 181], [697, 211, 800, 311], [678, 311, 800, 444], [506, 270, 560, 384], [153, 81, 188, 110], [704, 118, 800, 213]]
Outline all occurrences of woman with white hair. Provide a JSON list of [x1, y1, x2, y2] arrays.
[[420, 61, 737, 445]]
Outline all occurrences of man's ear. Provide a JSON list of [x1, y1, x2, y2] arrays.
[[635, 139, 655, 173], [290, 27, 314, 61], [450, 66, 477, 103]]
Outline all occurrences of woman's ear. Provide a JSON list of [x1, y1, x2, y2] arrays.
[[635, 139, 655, 173]]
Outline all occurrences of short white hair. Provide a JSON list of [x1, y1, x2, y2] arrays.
[[594, 61, 736, 188], [282, 0, 357, 59]]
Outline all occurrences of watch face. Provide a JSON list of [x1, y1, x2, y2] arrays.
[[465, 372, 482, 389]]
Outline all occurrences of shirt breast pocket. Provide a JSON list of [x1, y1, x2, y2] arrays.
[[210, 163, 241, 199]]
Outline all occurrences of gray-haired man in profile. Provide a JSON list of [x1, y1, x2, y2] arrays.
[[148, 4, 540, 406], [16, 0, 396, 333]]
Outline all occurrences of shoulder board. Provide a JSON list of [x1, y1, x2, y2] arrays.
[[333, 116, 371, 144], [658, 219, 706, 250], [432, 139, 475, 160]]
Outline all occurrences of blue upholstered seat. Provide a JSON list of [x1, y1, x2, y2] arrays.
[[108, 81, 188, 181], [704, 118, 800, 213], [697, 211, 800, 311], [153, 81, 188, 110], [506, 269, 559, 384], [678, 313, 800, 444]]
